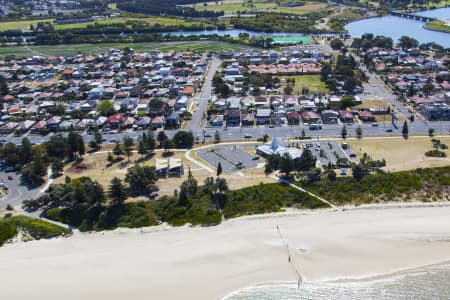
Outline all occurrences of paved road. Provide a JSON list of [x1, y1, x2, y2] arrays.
[[188, 57, 221, 133], [0, 171, 40, 210]]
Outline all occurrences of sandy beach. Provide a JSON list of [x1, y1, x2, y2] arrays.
[[1, 206, 450, 300]]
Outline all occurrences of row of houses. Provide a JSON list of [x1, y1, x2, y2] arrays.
[[0, 48, 207, 135], [207, 95, 379, 127]]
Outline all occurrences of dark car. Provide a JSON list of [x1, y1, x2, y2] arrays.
[[386, 128, 393, 132], [7, 175, 13, 180], [252, 156, 260, 160]]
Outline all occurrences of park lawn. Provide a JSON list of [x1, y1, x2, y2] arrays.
[[0, 41, 252, 58], [425, 20, 450, 33], [56, 144, 272, 198], [192, 0, 328, 15], [348, 137, 450, 172], [0, 18, 53, 31], [54, 16, 202, 30], [278, 75, 330, 94]]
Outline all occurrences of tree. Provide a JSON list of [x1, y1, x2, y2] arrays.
[[330, 39, 345, 50], [340, 96, 354, 109], [124, 165, 159, 196], [216, 162, 222, 177], [428, 128, 435, 137], [399, 36, 419, 50], [19, 137, 33, 165], [300, 129, 306, 140], [123, 137, 134, 161], [145, 130, 156, 153], [113, 142, 123, 157], [402, 121, 409, 139], [94, 128, 103, 147], [108, 177, 127, 206], [107, 151, 114, 163], [320, 63, 332, 82], [51, 160, 64, 177], [163, 139, 175, 152], [279, 153, 294, 177], [341, 125, 347, 139], [352, 164, 367, 181], [22, 151, 46, 185], [178, 168, 198, 206], [0, 75, 8, 96], [157, 131, 168, 145], [214, 130, 221, 143], [295, 149, 316, 171], [325, 169, 336, 180], [137, 140, 147, 158], [356, 126, 363, 139], [88, 139, 99, 150], [172, 131, 194, 148], [96, 100, 115, 116]]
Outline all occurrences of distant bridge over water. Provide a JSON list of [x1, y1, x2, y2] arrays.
[[390, 11, 437, 22]]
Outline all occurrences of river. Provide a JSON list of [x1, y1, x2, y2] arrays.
[[162, 7, 450, 47], [345, 7, 450, 47]]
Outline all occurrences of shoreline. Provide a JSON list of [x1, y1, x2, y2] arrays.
[[1, 205, 450, 300], [219, 259, 450, 300]]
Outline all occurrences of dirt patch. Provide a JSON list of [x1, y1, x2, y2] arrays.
[[66, 162, 93, 173]]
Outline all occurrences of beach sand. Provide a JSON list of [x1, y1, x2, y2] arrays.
[[1, 206, 450, 300]]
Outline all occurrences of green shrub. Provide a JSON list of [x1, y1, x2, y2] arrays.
[[0, 215, 71, 245], [0, 222, 17, 246]]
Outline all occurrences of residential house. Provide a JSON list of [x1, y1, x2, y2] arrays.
[[211, 115, 224, 127], [225, 109, 241, 127], [321, 110, 339, 124], [47, 116, 62, 131], [165, 111, 181, 128], [0, 122, 18, 134], [358, 110, 376, 122], [301, 111, 321, 124], [339, 110, 354, 123], [286, 111, 301, 125], [241, 113, 255, 126], [150, 116, 165, 129], [31, 120, 47, 133], [256, 108, 272, 125]]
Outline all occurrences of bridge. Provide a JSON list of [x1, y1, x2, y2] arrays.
[[391, 11, 437, 23]]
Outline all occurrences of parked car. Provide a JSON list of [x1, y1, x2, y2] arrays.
[[7, 175, 13, 180]]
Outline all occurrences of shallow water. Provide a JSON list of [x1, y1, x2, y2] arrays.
[[225, 265, 450, 300]]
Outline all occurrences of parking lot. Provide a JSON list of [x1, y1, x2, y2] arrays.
[[298, 140, 356, 168], [197, 145, 258, 173]]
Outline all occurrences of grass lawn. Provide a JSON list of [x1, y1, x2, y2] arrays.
[[0, 18, 53, 31], [0, 41, 253, 58], [278, 74, 330, 94], [191, 0, 328, 15], [56, 142, 273, 198], [54, 16, 202, 30], [424, 20, 450, 33], [348, 137, 450, 172]]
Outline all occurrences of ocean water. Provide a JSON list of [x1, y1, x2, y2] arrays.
[[225, 265, 450, 300]]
